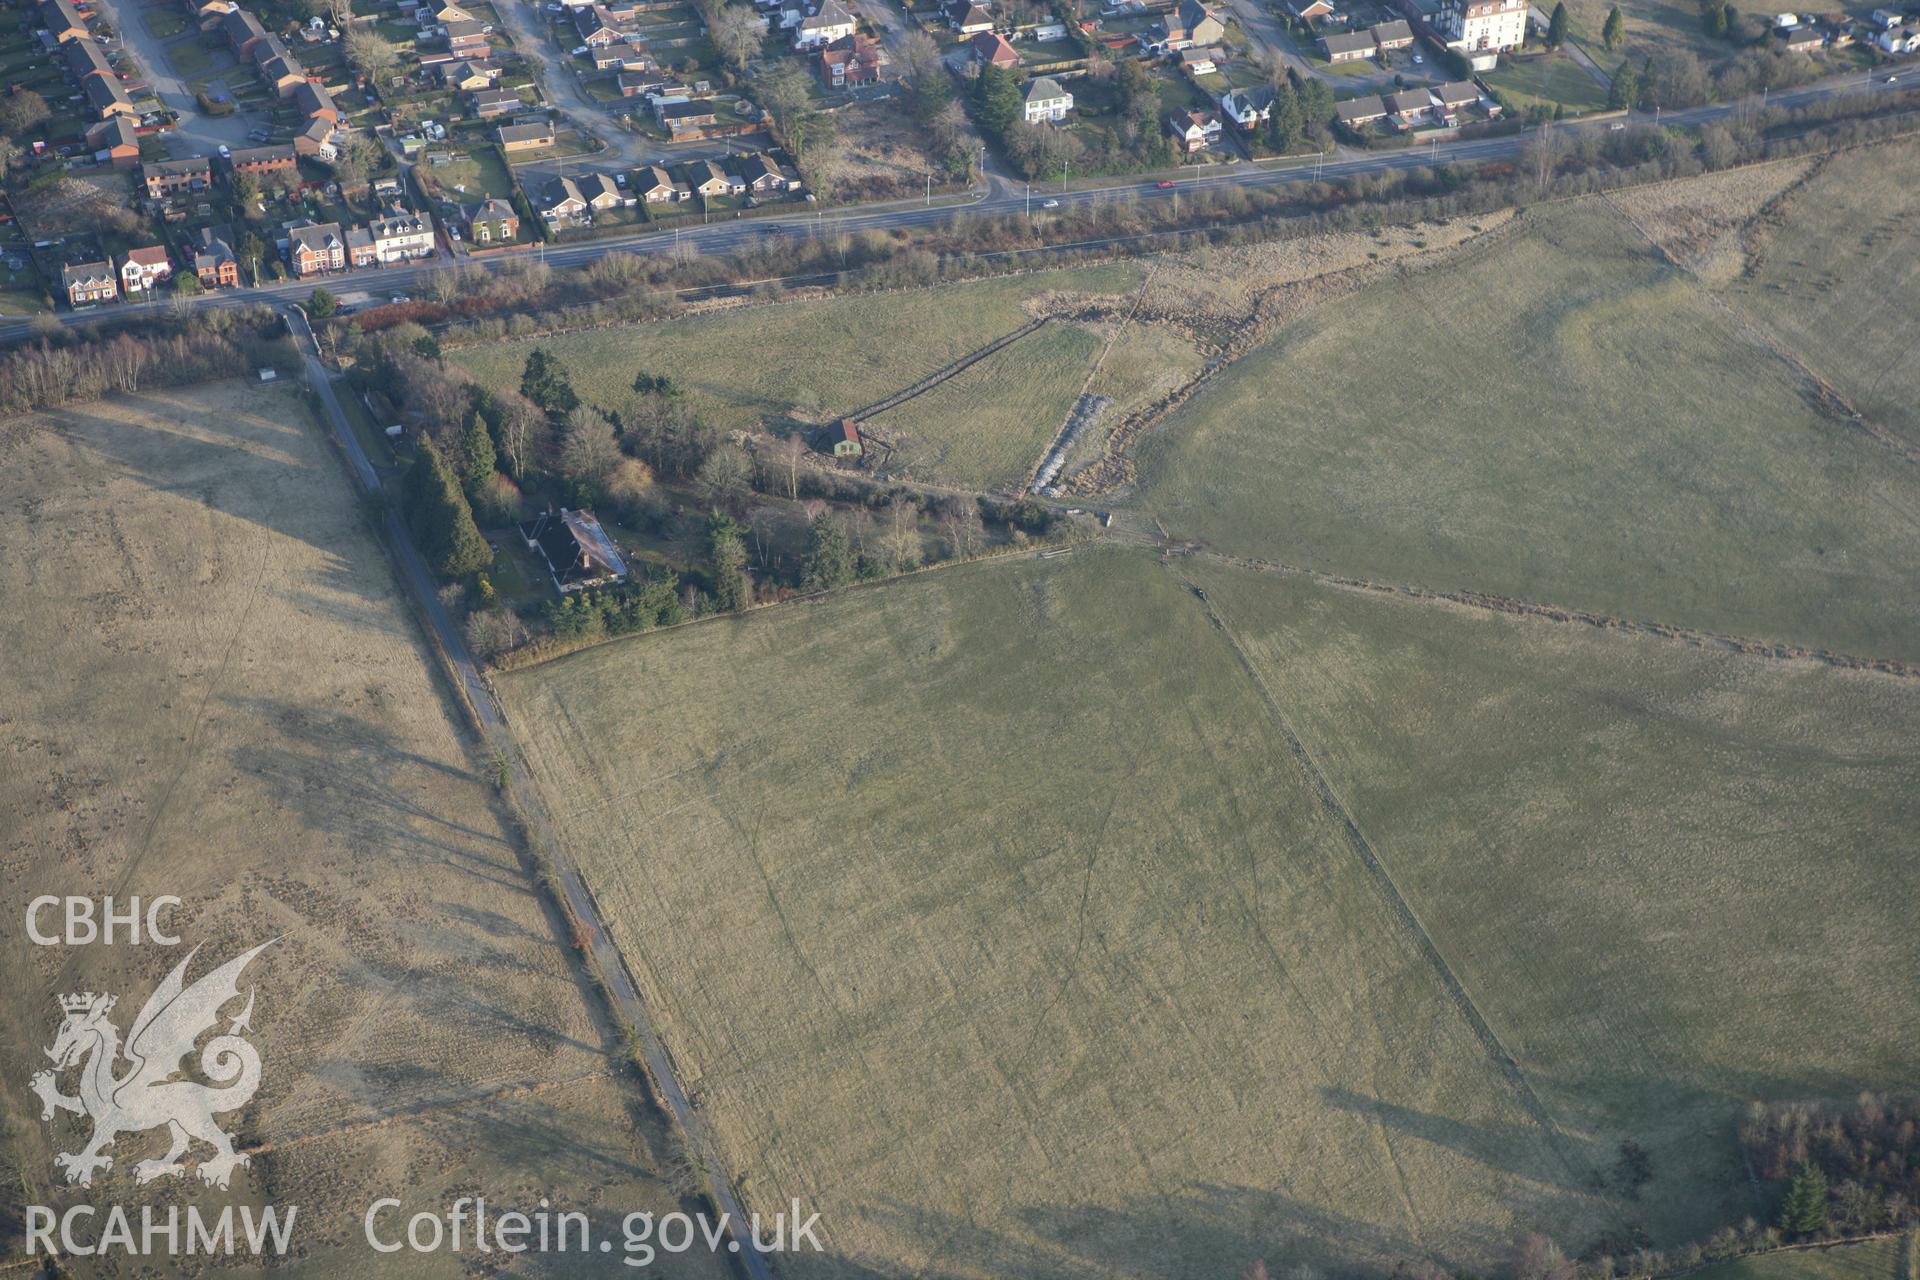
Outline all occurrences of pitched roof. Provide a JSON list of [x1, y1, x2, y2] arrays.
[[1370, 17, 1412, 38], [1431, 79, 1480, 105], [1333, 92, 1386, 121], [1024, 75, 1069, 101], [294, 81, 336, 116], [88, 115, 139, 148], [972, 29, 1017, 60], [66, 37, 114, 78], [1320, 28, 1374, 51], [578, 172, 620, 201], [637, 163, 676, 191], [1385, 87, 1433, 113], [195, 223, 237, 265], [542, 175, 585, 206], [123, 245, 169, 267], [221, 8, 265, 42], [498, 121, 554, 142], [83, 75, 133, 112], [228, 143, 296, 165], [62, 260, 114, 288], [735, 152, 781, 183], [39, 0, 86, 32], [800, 0, 853, 26], [289, 221, 344, 253]]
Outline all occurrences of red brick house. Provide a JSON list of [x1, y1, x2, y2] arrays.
[[816, 32, 887, 87]]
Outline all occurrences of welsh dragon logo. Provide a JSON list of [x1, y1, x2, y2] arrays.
[[30, 941, 273, 1190]]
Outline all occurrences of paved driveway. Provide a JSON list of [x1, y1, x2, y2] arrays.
[[90, 0, 258, 156]]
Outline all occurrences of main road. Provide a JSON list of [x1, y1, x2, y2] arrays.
[[7, 65, 1909, 341]]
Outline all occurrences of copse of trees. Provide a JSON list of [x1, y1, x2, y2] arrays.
[[403, 435, 491, 577]]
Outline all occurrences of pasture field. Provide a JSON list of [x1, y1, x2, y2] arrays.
[[450, 263, 1144, 438], [1692, 1238, 1906, 1280], [1184, 560, 1920, 1246], [1551, 0, 1721, 61], [1716, 145, 1920, 452], [1125, 199, 1920, 663], [867, 321, 1101, 489], [497, 546, 1615, 1280], [0, 382, 715, 1277]]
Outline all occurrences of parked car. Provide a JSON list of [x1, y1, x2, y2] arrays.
[[217, 143, 230, 157], [248, 128, 268, 143]]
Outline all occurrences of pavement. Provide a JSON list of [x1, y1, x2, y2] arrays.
[[89, 0, 257, 157], [283, 301, 778, 1280], [11, 66, 1910, 341]]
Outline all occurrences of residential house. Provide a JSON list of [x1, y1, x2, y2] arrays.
[[574, 6, 624, 46], [1319, 28, 1375, 59], [1778, 22, 1822, 47], [735, 151, 791, 192], [656, 97, 740, 140], [295, 81, 339, 123], [1219, 83, 1275, 129], [259, 52, 307, 95], [66, 36, 114, 81], [677, 158, 736, 198], [945, 0, 993, 31], [118, 245, 172, 293], [430, 1, 474, 19], [369, 209, 434, 262], [635, 164, 683, 201], [142, 158, 212, 199], [189, 0, 236, 28], [589, 43, 639, 68], [793, 0, 856, 47], [293, 115, 340, 159], [444, 18, 488, 54], [972, 29, 1020, 66], [39, 0, 88, 42], [1436, 0, 1527, 53], [221, 8, 266, 55], [192, 223, 240, 287], [228, 143, 297, 180], [816, 31, 888, 86], [1429, 78, 1484, 117], [832, 419, 862, 457], [577, 172, 625, 210], [1370, 16, 1414, 46], [83, 74, 137, 119], [1154, 0, 1225, 50], [617, 69, 663, 95], [1022, 76, 1073, 122], [1177, 44, 1223, 74], [86, 115, 140, 165], [537, 175, 588, 222], [1333, 92, 1387, 126], [288, 221, 346, 276], [470, 86, 520, 115], [1287, 0, 1336, 21], [346, 225, 376, 268], [439, 59, 496, 89], [498, 119, 555, 150], [62, 260, 118, 307], [1167, 107, 1222, 152], [464, 197, 519, 242], [1384, 86, 1433, 121], [519, 508, 629, 592]]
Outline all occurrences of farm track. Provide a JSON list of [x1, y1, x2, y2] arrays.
[[1171, 564, 1595, 1193], [848, 316, 1053, 422]]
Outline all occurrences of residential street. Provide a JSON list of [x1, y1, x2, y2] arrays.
[[89, 0, 257, 156]]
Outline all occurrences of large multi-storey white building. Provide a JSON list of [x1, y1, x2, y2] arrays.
[[1438, 0, 1527, 52]]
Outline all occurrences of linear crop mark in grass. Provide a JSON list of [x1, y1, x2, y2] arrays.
[[1172, 565, 1591, 1187]]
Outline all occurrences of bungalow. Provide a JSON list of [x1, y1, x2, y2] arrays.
[[258, 52, 307, 95], [656, 97, 737, 140], [86, 115, 140, 166], [498, 119, 556, 150], [369, 209, 435, 262], [221, 8, 266, 55], [444, 18, 488, 53], [1333, 92, 1387, 125], [1384, 86, 1434, 121], [617, 69, 663, 95], [945, 0, 994, 31], [1429, 78, 1484, 116], [677, 158, 737, 197], [735, 151, 791, 192], [538, 175, 588, 222], [574, 5, 624, 46], [39, 0, 89, 43], [65, 36, 114, 81], [817, 31, 888, 86], [464, 197, 519, 243], [1022, 76, 1074, 122], [972, 29, 1020, 66], [1779, 22, 1823, 47], [62, 260, 118, 307], [1219, 83, 1276, 129], [1167, 107, 1222, 152], [293, 115, 340, 159], [520, 508, 628, 592], [1320, 28, 1375, 59], [83, 74, 137, 119], [577, 171, 624, 209], [1177, 44, 1223, 74], [793, 0, 855, 47], [119, 245, 172, 293], [294, 81, 339, 123], [440, 58, 496, 89], [142, 157, 211, 198], [635, 163, 683, 201], [288, 221, 346, 276], [228, 142, 297, 179], [470, 86, 520, 116], [1370, 17, 1414, 46], [193, 223, 240, 287]]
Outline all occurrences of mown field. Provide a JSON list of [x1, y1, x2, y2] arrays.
[[0, 382, 716, 1277], [498, 547, 1614, 1280], [1126, 198, 1920, 663], [1692, 1237, 1908, 1280], [450, 263, 1145, 441], [1184, 560, 1920, 1246]]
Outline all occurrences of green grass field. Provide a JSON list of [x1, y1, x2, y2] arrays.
[[498, 547, 1615, 1279], [1719, 143, 1920, 452], [1184, 560, 1920, 1246], [451, 264, 1143, 444], [1692, 1237, 1907, 1280], [1126, 200, 1920, 663], [1482, 51, 1610, 115], [868, 321, 1101, 489]]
